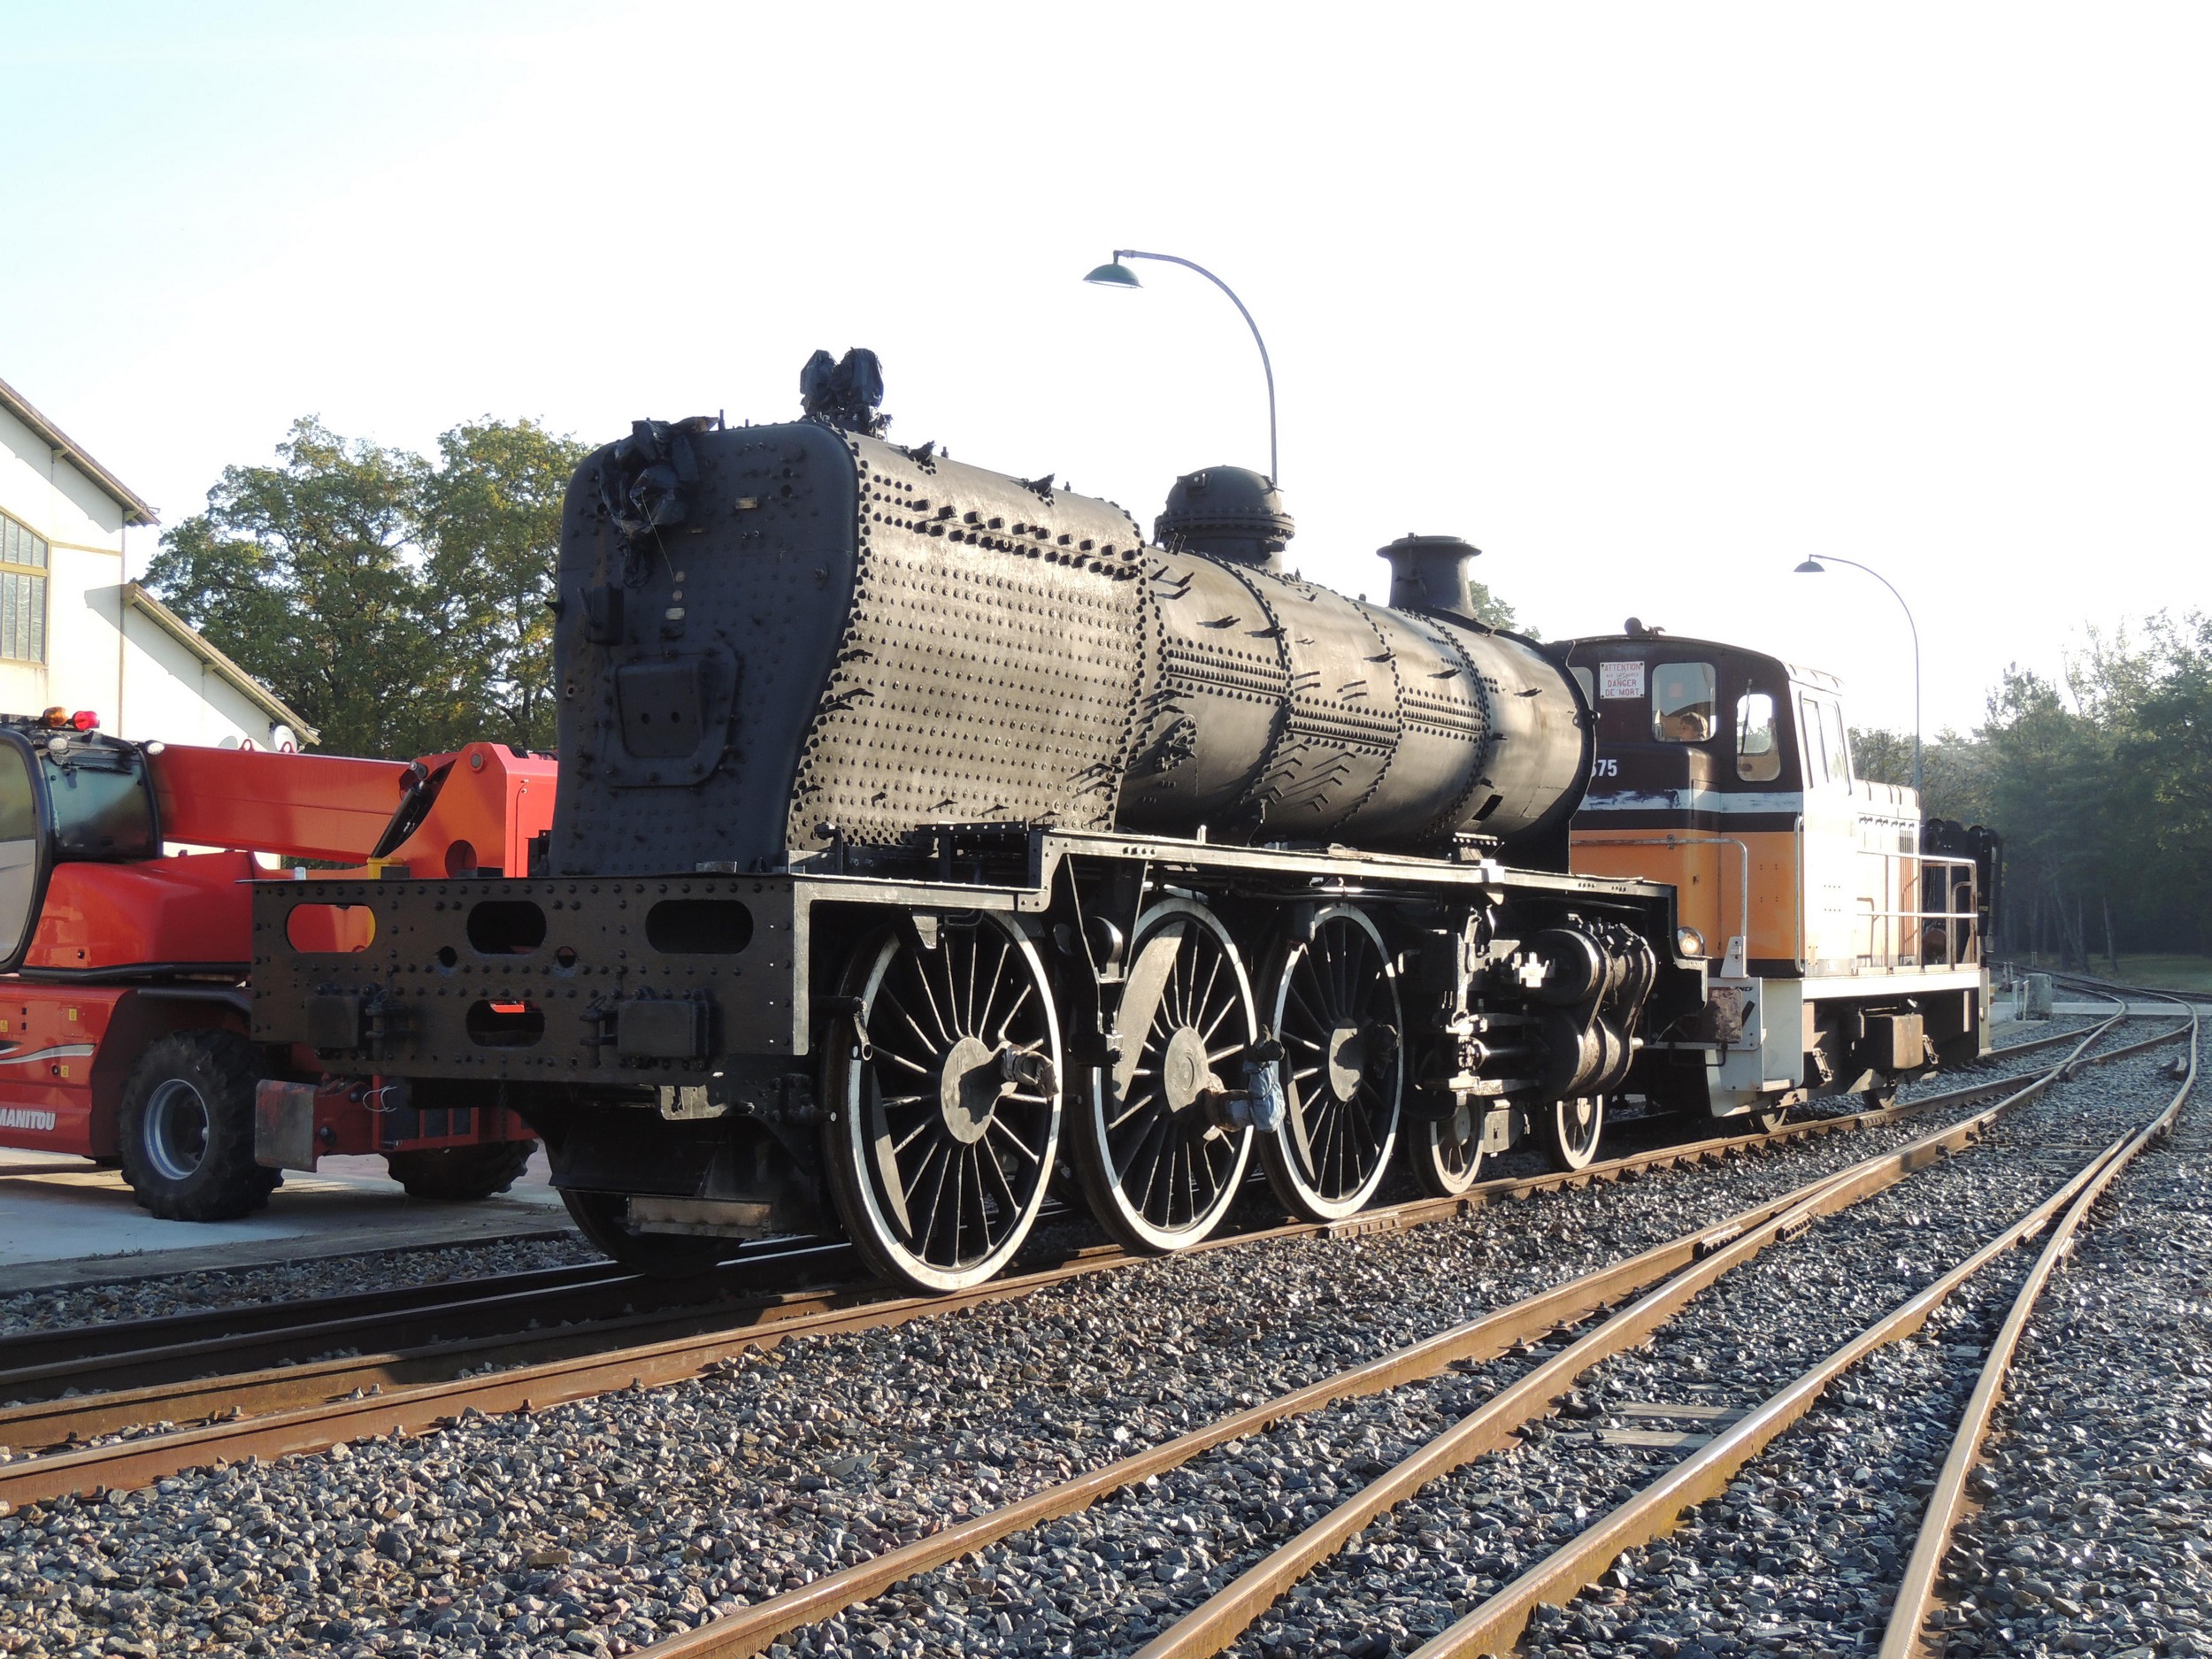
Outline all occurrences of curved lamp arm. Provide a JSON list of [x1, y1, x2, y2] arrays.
[[1798, 554, 1922, 795], [1112, 249, 1279, 483]]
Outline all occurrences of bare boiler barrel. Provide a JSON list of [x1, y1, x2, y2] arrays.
[[1116, 507, 1592, 860]]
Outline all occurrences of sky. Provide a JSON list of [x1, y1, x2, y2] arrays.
[[4, 3, 2207, 740]]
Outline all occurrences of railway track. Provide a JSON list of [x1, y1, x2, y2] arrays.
[[0, 1000, 2115, 1392], [559, 992, 2193, 1659], [0, 1010, 2180, 1510], [1875, 975, 2204, 1659]]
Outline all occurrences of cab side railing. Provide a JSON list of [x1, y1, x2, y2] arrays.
[[1855, 849, 1981, 971]]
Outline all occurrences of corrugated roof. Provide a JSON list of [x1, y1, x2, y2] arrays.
[[123, 581, 319, 745], [0, 373, 159, 527]]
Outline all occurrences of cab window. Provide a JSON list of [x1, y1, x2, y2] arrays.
[[0, 742, 38, 962], [0, 745, 35, 840], [1800, 691, 1850, 785], [1735, 690, 1781, 782], [42, 742, 157, 861], [1824, 700, 1850, 782], [1652, 662, 1717, 742]]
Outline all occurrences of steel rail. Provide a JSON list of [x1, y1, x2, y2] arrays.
[[0, 1037, 2130, 1470], [634, 1190, 1814, 1659], [1405, 1108, 2172, 1655], [1878, 989, 2200, 1659], [625, 1013, 2133, 1659], [4, 1013, 2177, 1510], [1132, 1016, 2133, 1659], [0, 1256, 631, 1373], [8, 1006, 2145, 1402], [0, 1237, 859, 1404]]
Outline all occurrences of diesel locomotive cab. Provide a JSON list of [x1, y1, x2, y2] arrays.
[[1566, 630, 1992, 1121]]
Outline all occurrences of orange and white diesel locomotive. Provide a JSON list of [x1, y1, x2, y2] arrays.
[[1565, 631, 1990, 1127], [227, 353, 1993, 1292]]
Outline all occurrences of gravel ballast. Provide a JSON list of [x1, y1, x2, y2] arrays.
[[0, 1032, 2187, 1659], [819, 1048, 2179, 1659], [0, 1233, 603, 1340]]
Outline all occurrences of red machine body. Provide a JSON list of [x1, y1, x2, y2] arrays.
[[0, 712, 554, 1212]]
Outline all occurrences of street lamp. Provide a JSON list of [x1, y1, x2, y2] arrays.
[[1793, 556, 1922, 795], [1083, 250, 1279, 482]]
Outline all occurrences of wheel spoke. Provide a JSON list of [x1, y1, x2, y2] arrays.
[[1171, 1133, 1197, 1225], [1286, 978, 1331, 1039], [974, 936, 1009, 1038], [934, 939, 968, 1041], [1108, 1087, 1159, 1133], [902, 1134, 949, 1205], [992, 979, 1034, 1045], [875, 1046, 932, 1078], [906, 949, 954, 1045], [879, 992, 943, 1058], [988, 1113, 1042, 1165], [1202, 989, 1240, 1041], [1194, 949, 1224, 1033], [977, 1141, 1020, 1225]]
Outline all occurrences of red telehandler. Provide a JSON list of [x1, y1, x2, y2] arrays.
[[0, 708, 551, 1219]]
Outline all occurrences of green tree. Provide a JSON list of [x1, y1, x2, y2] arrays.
[[1470, 579, 1525, 634], [415, 419, 590, 753], [145, 419, 433, 757], [2122, 613, 2212, 941], [149, 416, 589, 761]]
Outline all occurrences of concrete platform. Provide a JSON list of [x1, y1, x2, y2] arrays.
[[0, 1147, 573, 1294]]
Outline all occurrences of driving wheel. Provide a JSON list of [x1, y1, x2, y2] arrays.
[[823, 912, 1062, 1293], [1072, 898, 1256, 1253], [1258, 905, 1403, 1222]]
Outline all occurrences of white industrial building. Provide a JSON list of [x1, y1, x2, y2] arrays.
[[0, 375, 312, 749]]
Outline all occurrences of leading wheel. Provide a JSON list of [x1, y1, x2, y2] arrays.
[[560, 1188, 728, 1279], [823, 912, 1062, 1293], [1413, 1102, 1485, 1197], [1545, 1094, 1606, 1172], [1072, 898, 1256, 1253], [1258, 905, 1403, 1222], [117, 1029, 281, 1220]]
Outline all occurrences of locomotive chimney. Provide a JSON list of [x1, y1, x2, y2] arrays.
[[1155, 466, 1294, 571], [1379, 534, 1486, 626]]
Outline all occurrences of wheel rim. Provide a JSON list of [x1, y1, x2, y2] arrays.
[[1079, 899, 1256, 1251], [142, 1079, 211, 1182], [1551, 1094, 1605, 1170], [1417, 1102, 1484, 1197], [1263, 906, 1402, 1221], [827, 914, 1061, 1292]]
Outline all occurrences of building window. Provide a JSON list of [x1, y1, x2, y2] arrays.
[[0, 512, 47, 664]]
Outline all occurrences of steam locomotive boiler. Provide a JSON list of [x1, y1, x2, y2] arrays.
[[253, 351, 1700, 1291]]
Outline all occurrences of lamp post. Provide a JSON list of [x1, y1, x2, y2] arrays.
[[1083, 250, 1279, 482], [1793, 556, 1921, 795]]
